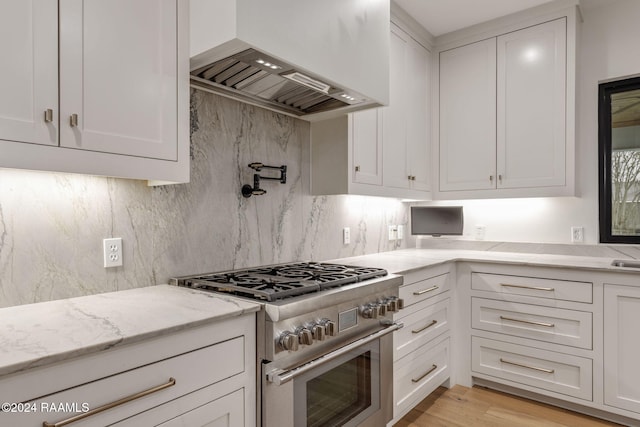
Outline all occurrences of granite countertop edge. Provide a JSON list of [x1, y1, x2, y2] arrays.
[[0, 284, 261, 378]]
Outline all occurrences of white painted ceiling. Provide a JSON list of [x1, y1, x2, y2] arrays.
[[394, 0, 556, 36]]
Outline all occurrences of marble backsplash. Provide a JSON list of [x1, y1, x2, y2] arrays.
[[0, 90, 408, 308]]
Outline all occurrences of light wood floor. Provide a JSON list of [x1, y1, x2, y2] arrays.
[[395, 386, 623, 427]]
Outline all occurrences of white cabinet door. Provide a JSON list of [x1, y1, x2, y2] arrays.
[[497, 18, 566, 189], [383, 25, 410, 190], [439, 39, 497, 191], [406, 36, 430, 192], [59, 0, 178, 160], [604, 284, 640, 414], [383, 25, 430, 192], [0, 0, 58, 146], [352, 109, 383, 186]]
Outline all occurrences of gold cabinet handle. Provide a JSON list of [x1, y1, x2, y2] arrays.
[[355, 165, 360, 172], [498, 174, 503, 183], [500, 283, 555, 292], [44, 109, 53, 123], [411, 364, 438, 383], [499, 358, 554, 374], [69, 114, 78, 127], [42, 377, 176, 427], [489, 175, 494, 182], [499, 315, 554, 328], [413, 285, 438, 296], [412, 319, 438, 334]]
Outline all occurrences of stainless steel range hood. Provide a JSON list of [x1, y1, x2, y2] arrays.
[[190, 0, 390, 121]]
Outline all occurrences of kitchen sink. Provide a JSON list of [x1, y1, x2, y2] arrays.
[[611, 259, 640, 269]]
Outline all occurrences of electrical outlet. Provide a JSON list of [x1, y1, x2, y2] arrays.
[[103, 238, 123, 268], [388, 225, 397, 241], [475, 225, 486, 240], [571, 226, 584, 243], [343, 227, 351, 245], [397, 225, 404, 240]]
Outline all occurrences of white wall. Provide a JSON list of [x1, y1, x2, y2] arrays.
[[420, 0, 640, 244]]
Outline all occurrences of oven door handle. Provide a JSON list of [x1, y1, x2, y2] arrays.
[[266, 321, 404, 386]]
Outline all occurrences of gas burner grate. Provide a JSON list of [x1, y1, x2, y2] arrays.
[[175, 262, 388, 301]]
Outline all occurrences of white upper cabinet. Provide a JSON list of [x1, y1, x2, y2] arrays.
[[384, 25, 430, 193], [436, 7, 576, 199], [59, 0, 179, 160], [497, 18, 566, 189], [0, 0, 58, 147], [0, 0, 189, 184], [439, 38, 497, 192], [352, 108, 383, 186], [312, 20, 431, 200]]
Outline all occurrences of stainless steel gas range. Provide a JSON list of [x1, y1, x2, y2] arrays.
[[172, 261, 404, 427]]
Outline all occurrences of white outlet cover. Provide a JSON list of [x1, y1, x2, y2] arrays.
[[343, 227, 351, 245], [103, 237, 123, 268], [397, 225, 404, 240], [388, 225, 397, 241], [571, 226, 584, 243]]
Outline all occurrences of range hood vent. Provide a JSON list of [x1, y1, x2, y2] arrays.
[[189, 0, 389, 120], [190, 49, 364, 117]]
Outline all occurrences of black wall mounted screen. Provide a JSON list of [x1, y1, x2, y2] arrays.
[[411, 206, 464, 236]]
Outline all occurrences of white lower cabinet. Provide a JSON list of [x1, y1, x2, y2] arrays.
[[604, 284, 640, 414], [391, 264, 452, 423], [0, 314, 256, 427], [118, 387, 245, 427], [468, 265, 595, 405], [395, 336, 450, 416], [472, 336, 592, 401]]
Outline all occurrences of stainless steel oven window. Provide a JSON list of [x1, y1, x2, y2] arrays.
[[293, 340, 381, 427]]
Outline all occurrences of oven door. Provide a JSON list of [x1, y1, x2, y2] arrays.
[[263, 322, 401, 427]]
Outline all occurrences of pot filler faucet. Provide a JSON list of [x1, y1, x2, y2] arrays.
[[241, 162, 287, 198]]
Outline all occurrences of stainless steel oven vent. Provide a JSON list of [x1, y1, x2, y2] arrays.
[[190, 49, 365, 117]]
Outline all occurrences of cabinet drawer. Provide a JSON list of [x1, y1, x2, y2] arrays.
[[400, 273, 450, 307], [13, 337, 245, 427], [472, 272, 592, 303], [395, 337, 450, 419], [472, 336, 592, 401], [114, 386, 245, 427], [395, 298, 450, 360], [472, 298, 592, 349]]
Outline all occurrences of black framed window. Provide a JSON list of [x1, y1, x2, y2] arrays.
[[599, 76, 640, 243]]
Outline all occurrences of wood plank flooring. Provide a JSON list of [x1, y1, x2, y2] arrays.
[[394, 386, 623, 427]]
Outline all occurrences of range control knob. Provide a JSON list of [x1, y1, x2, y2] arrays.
[[377, 302, 387, 316], [386, 297, 404, 312], [279, 332, 299, 352], [320, 319, 338, 337], [312, 324, 326, 341], [297, 328, 313, 346], [361, 304, 379, 319]]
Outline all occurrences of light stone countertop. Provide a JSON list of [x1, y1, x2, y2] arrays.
[[1, 248, 637, 379], [0, 285, 260, 377], [331, 248, 637, 275]]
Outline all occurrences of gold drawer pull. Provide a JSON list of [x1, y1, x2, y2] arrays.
[[42, 377, 176, 427], [413, 285, 439, 296], [500, 358, 554, 374], [411, 364, 438, 383], [500, 283, 555, 292], [499, 315, 554, 328], [412, 319, 438, 334]]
